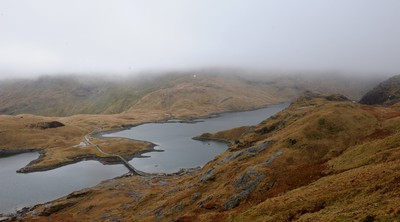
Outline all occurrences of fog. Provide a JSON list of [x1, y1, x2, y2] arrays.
[[0, 0, 399, 79]]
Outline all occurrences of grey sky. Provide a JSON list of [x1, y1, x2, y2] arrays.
[[0, 0, 399, 78]]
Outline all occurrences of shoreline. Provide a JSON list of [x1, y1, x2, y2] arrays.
[[192, 136, 232, 144], [1, 102, 288, 174], [95, 102, 288, 139], [0, 148, 42, 158], [0, 145, 161, 174], [1, 166, 204, 220], [0, 102, 289, 219]]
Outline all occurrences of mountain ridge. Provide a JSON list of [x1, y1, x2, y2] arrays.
[[0, 72, 383, 116]]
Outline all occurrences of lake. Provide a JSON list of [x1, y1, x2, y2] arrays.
[[0, 153, 127, 214], [0, 102, 289, 214], [102, 103, 289, 173]]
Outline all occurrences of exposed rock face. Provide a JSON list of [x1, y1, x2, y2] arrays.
[[360, 75, 400, 105], [38, 202, 76, 216], [299, 91, 349, 102], [223, 169, 265, 210], [222, 141, 272, 163], [325, 94, 349, 101], [29, 121, 65, 129], [200, 167, 216, 183]]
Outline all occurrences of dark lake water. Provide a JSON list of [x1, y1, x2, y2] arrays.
[[0, 153, 127, 214], [0, 102, 289, 215], [102, 103, 289, 173]]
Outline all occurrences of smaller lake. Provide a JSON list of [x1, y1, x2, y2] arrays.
[[0, 152, 127, 214], [102, 103, 289, 173]]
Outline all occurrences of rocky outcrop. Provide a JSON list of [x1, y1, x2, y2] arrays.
[[222, 141, 272, 163], [325, 94, 349, 101], [224, 169, 265, 210], [300, 91, 350, 102], [38, 202, 77, 216], [29, 121, 65, 129], [200, 167, 216, 183], [360, 75, 400, 105]]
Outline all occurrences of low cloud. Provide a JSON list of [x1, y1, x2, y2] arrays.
[[0, 0, 399, 79]]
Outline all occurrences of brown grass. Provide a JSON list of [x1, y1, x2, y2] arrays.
[[13, 97, 400, 222]]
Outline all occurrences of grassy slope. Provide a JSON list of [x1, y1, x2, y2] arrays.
[[0, 74, 183, 116], [0, 72, 381, 117], [0, 113, 157, 172], [0, 73, 380, 171], [17, 96, 400, 221], [0, 73, 281, 171], [128, 73, 382, 118], [128, 74, 284, 118], [0, 73, 284, 172]]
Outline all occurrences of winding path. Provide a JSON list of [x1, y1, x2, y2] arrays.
[[84, 135, 148, 176]]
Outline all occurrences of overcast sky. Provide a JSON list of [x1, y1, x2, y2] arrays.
[[0, 0, 399, 79]]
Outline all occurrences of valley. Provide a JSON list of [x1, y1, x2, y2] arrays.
[[0, 73, 380, 173], [0, 73, 399, 221], [1, 1, 399, 221]]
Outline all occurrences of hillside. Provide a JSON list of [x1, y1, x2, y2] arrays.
[[0, 71, 382, 116], [128, 74, 377, 118], [13, 95, 400, 221], [0, 75, 180, 116], [360, 74, 400, 105], [2, 72, 379, 174]]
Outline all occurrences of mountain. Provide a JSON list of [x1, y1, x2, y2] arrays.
[[0, 71, 382, 116], [15, 95, 400, 221], [360, 74, 400, 105], [0, 75, 180, 116]]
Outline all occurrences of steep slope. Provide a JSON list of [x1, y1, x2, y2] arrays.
[[0, 71, 382, 116], [15, 95, 400, 221], [360, 74, 400, 105]]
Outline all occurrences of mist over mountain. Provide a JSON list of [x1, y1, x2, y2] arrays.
[[0, 70, 384, 116], [1, 1, 400, 221], [1, 1, 399, 78]]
